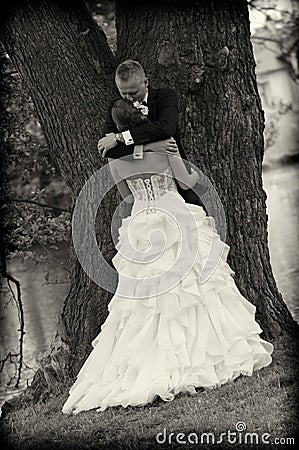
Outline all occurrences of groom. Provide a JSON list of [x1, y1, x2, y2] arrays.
[[97, 60, 207, 206]]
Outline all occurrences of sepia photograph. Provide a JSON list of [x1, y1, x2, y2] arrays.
[[0, 0, 298, 448]]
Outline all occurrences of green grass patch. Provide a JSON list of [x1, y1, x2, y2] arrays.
[[1, 336, 298, 450]]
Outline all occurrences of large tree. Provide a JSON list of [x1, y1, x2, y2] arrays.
[[0, 0, 297, 394]]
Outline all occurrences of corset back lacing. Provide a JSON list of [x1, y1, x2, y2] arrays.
[[126, 166, 178, 214]]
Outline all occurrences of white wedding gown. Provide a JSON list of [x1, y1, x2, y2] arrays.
[[62, 165, 274, 414]]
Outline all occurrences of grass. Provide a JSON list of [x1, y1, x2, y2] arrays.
[[0, 335, 298, 450]]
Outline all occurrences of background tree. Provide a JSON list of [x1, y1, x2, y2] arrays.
[[0, 0, 297, 397], [249, 0, 299, 82]]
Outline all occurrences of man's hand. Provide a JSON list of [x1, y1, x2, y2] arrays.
[[144, 137, 178, 154], [97, 133, 117, 156]]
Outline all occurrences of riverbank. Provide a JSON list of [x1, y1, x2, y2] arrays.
[[0, 335, 298, 450], [262, 151, 299, 172]]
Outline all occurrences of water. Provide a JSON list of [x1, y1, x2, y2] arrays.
[[0, 244, 69, 406], [0, 164, 298, 407], [262, 163, 299, 321]]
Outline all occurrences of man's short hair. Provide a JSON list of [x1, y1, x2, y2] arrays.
[[115, 60, 145, 81]]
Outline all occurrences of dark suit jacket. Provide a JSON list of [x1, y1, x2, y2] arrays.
[[102, 86, 207, 207]]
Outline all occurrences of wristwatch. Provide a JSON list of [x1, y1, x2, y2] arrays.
[[115, 132, 124, 143]]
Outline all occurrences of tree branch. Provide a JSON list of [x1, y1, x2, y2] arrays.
[[5, 197, 69, 213], [0, 205, 25, 388]]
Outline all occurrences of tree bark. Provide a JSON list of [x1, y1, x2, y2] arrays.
[[0, 0, 120, 389], [115, 0, 297, 339]]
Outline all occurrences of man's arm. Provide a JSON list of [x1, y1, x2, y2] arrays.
[[100, 88, 179, 159], [100, 99, 136, 159], [130, 88, 179, 144]]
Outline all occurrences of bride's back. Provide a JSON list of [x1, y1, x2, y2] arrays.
[[109, 151, 170, 181]]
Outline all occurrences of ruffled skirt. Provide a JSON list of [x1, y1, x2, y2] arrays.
[[62, 192, 274, 414]]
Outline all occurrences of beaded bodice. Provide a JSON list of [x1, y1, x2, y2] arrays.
[[126, 165, 177, 204]]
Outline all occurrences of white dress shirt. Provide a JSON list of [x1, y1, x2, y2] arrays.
[[122, 91, 148, 159]]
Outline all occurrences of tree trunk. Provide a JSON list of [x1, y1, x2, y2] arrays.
[[115, 0, 297, 339], [0, 0, 120, 390]]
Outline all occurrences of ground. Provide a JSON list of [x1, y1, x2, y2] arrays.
[[0, 334, 298, 450]]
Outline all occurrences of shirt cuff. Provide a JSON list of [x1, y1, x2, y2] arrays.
[[122, 130, 134, 145], [133, 144, 144, 159]]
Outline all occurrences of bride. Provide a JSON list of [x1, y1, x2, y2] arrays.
[[62, 99, 274, 415]]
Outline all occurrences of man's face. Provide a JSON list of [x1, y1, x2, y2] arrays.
[[115, 75, 148, 103]]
